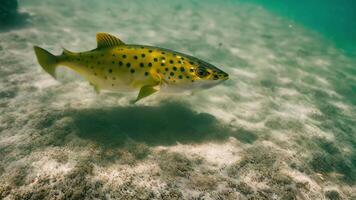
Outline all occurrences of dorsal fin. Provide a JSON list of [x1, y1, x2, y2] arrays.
[[62, 48, 74, 56], [96, 33, 125, 48]]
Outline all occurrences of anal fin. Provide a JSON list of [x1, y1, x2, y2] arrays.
[[90, 82, 100, 94]]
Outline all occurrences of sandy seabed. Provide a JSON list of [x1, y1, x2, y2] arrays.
[[0, 0, 355, 199]]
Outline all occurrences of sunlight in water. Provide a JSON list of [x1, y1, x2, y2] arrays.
[[0, 0, 355, 199]]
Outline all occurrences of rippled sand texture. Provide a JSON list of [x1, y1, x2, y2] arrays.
[[0, 0, 355, 199]]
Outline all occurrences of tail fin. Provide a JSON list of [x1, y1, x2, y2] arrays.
[[34, 46, 58, 79]]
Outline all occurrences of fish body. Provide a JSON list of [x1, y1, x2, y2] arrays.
[[34, 33, 229, 102]]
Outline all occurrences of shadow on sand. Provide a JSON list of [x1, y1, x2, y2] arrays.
[[68, 102, 236, 147]]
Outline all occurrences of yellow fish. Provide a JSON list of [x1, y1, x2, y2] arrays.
[[34, 33, 229, 102]]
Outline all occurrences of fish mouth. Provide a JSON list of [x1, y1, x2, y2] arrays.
[[211, 71, 229, 81], [194, 58, 229, 81], [221, 74, 229, 80], [218, 73, 229, 81]]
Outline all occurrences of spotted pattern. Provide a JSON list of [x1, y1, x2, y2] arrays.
[[69, 45, 202, 89]]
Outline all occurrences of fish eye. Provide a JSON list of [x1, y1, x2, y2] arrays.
[[196, 67, 209, 78]]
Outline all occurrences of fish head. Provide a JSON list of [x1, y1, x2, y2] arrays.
[[190, 60, 229, 89]]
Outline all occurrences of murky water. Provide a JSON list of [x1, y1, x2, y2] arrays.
[[0, 0, 355, 199]]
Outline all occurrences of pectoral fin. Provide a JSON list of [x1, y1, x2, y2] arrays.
[[132, 85, 159, 103]]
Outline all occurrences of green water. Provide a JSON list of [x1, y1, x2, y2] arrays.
[[244, 0, 356, 55], [0, 0, 355, 199]]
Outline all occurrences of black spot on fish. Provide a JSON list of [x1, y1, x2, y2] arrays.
[[161, 52, 165, 54], [104, 76, 108, 80], [112, 54, 115, 57], [190, 68, 194, 72], [118, 61, 123, 66], [178, 60, 182, 64], [112, 61, 115, 64], [113, 77, 116, 80], [126, 63, 131, 68], [112, 84, 114, 86], [173, 66, 177, 71], [154, 58, 158, 62], [97, 61, 101, 64], [180, 67, 185, 72], [94, 73, 97, 76], [170, 72, 174, 76], [213, 75, 219, 80], [141, 54, 145, 58], [140, 63, 144, 68], [134, 55, 138, 60], [191, 80, 195, 82], [161, 57, 166, 60], [122, 55, 127, 59], [148, 50, 153, 53], [109, 69, 112, 73], [189, 61, 194, 65], [101, 54, 104, 57], [170, 60, 174, 64], [178, 75, 183, 79], [130, 69, 135, 73], [148, 62, 152, 67], [161, 63, 165, 66], [144, 72, 149, 76], [141, 46, 144, 49], [90, 55, 94, 59], [186, 76, 190, 79], [165, 68, 169, 71]]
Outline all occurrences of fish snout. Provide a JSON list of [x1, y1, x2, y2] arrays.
[[212, 70, 229, 81], [220, 72, 229, 80]]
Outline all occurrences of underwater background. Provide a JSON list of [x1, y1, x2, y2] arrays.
[[0, 0, 355, 199]]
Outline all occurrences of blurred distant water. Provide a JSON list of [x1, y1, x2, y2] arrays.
[[244, 0, 356, 55], [0, 0, 355, 199]]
